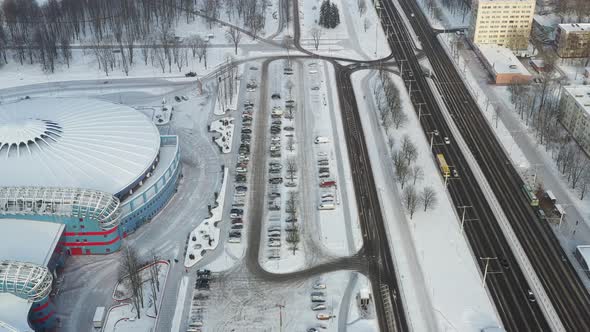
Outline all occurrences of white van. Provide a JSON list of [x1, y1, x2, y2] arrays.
[[314, 136, 329, 144], [93, 306, 106, 328], [318, 203, 335, 210]]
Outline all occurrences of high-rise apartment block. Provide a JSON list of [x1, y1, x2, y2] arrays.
[[469, 0, 536, 51], [556, 23, 590, 58], [559, 85, 590, 154]]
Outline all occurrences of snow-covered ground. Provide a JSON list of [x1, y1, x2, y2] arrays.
[[352, 69, 501, 332], [437, 33, 590, 276], [104, 261, 170, 332], [0, 48, 239, 90], [306, 60, 363, 256], [298, 0, 390, 60], [203, 270, 367, 331], [184, 168, 228, 267], [210, 117, 235, 153]]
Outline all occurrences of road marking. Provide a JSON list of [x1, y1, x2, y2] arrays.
[[170, 276, 189, 332]]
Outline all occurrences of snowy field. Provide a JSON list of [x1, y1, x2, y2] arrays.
[[352, 70, 501, 332], [299, 0, 390, 59]]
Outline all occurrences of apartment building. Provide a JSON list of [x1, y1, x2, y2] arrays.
[[559, 85, 590, 155], [469, 0, 536, 52], [556, 23, 590, 58]]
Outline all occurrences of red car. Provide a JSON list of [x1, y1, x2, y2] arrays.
[[320, 180, 336, 188]]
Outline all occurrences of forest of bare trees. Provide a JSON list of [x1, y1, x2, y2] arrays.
[[0, 0, 269, 74]]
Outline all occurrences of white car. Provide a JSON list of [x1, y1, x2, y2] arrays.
[[316, 313, 332, 320], [444, 137, 451, 144]]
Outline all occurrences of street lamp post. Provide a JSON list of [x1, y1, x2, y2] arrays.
[[276, 304, 285, 332]]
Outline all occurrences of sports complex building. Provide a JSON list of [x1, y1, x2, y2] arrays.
[[0, 98, 182, 331]]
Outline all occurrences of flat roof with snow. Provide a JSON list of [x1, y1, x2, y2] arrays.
[[558, 23, 590, 33], [0, 293, 34, 332], [476, 44, 531, 76], [577, 245, 590, 266], [563, 85, 590, 117], [0, 219, 64, 266]]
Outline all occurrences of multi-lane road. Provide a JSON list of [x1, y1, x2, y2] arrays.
[[366, 0, 590, 330]]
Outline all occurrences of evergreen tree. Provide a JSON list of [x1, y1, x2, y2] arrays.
[[329, 3, 340, 28], [319, 0, 331, 28]]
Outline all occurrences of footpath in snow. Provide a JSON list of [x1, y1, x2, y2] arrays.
[[352, 70, 501, 332]]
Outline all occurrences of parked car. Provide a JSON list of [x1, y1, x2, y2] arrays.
[[311, 296, 326, 303], [313, 283, 326, 289], [316, 313, 332, 320], [185, 71, 197, 77], [271, 93, 281, 99], [174, 96, 181, 102], [269, 177, 283, 184], [311, 304, 326, 311], [231, 224, 243, 230], [284, 126, 295, 131], [314, 136, 329, 144]]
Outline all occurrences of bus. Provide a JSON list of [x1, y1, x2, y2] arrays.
[[521, 184, 539, 206], [436, 154, 450, 178]]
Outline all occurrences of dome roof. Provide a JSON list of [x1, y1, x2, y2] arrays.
[[0, 98, 161, 195]]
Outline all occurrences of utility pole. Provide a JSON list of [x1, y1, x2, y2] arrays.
[[276, 303, 285, 332], [457, 205, 476, 235], [480, 257, 500, 287]]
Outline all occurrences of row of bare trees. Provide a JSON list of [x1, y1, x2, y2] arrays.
[[0, 0, 264, 74], [371, 72, 438, 219]]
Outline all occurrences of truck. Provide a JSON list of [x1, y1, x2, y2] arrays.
[[436, 154, 450, 178], [93, 306, 106, 328]]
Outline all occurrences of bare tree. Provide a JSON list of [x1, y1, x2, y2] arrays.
[[420, 186, 438, 212], [148, 251, 161, 316], [363, 17, 371, 32], [358, 0, 367, 15], [310, 26, 322, 51], [153, 47, 167, 73], [286, 158, 297, 181], [403, 185, 419, 219], [286, 223, 300, 254], [226, 26, 242, 55], [411, 165, 423, 185], [401, 135, 418, 165], [119, 245, 144, 319], [285, 191, 298, 218], [392, 150, 410, 189]]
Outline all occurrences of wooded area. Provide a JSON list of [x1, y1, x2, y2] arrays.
[[0, 0, 270, 73]]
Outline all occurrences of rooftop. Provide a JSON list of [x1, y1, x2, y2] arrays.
[[0, 219, 64, 266], [558, 23, 590, 32], [0, 293, 33, 332], [577, 245, 590, 265], [476, 44, 532, 76], [563, 85, 590, 116], [0, 97, 161, 196]]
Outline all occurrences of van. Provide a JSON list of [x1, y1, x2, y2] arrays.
[[318, 203, 335, 210], [314, 136, 329, 144], [93, 307, 106, 328]]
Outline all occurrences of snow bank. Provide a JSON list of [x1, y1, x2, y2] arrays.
[[184, 167, 228, 267], [210, 117, 235, 153]]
